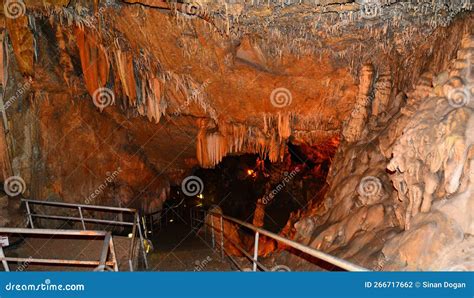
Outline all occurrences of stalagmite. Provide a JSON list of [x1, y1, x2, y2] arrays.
[[371, 67, 392, 117], [342, 64, 375, 143], [387, 34, 474, 230]]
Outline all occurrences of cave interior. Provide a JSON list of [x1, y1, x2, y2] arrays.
[[0, 0, 473, 272]]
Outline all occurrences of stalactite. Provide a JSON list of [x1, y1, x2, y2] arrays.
[[268, 135, 280, 163], [137, 72, 156, 115], [0, 31, 12, 180], [263, 113, 268, 134], [0, 31, 6, 88], [75, 27, 109, 97], [277, 112, 292, 141], [5, 15, 34, 76], [142, 77, 165, 123], [196, 119, 210, 167], [55, 24, 74, 87], [27, 16, 39, 63], [226, 124, 245, 153], [206, 132, 227, 168], [114, 48, 137, 106]]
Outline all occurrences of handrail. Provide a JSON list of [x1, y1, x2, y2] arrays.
[[28, 214, 135, 226], [145, 198, 185, 233], [214, 212, 368, 272], [0, 228, 107, 236], [21, 199, 137, 212], [0, 228, 118, 272], [192, 207, 368, 272], [21, 199, 148, 271]]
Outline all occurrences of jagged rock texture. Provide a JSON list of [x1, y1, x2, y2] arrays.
[[287, 33, 474, 271]]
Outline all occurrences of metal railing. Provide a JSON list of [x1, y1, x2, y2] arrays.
[[22, 199, 148, 271], [144, 198, 186, 234], [191, 207, 368, 272], [190, 206, 206, 233], [0, 228, 118, 272]]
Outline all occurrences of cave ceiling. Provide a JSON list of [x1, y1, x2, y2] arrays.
[[0, 0, 472, 184]]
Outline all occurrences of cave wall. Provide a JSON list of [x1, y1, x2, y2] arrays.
[[285, 21, 474, 270]]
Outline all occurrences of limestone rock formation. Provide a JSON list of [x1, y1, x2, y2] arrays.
[[287, 33, 474, 271], [0, 0, 472, 271]]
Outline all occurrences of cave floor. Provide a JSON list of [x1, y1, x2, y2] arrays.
[[2, 235, 133, 271], [148, 221, 233, 271]]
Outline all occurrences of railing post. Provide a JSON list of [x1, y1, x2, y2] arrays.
[[220, 215, 224, 261], [108, 236, 119, 272], [128, 213, 137, 272], [97, 233, 112, 272], [78, 207, 86, 230], [25, 201, 34, 229], [253, 231, 259, 272], [137, 215, 148, 269], [0, 246, 10, 272], [148, 214, 153, 234]]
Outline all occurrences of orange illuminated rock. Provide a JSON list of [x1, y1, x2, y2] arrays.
[[75, 27, 109, 99], [5, 16, 33, 76]]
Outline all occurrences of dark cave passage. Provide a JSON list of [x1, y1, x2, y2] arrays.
[[144, 140, 338, 271], [182, 139, 337, 234]]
